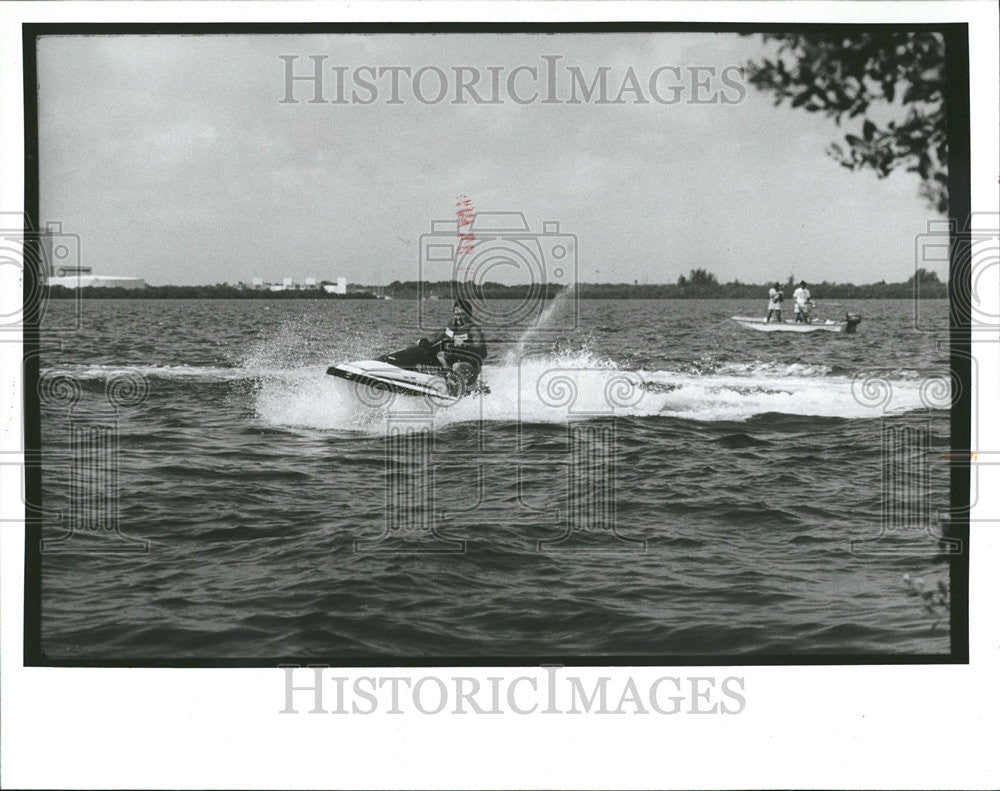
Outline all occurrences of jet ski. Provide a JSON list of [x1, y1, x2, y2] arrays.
[[326, 338, 488, 402]]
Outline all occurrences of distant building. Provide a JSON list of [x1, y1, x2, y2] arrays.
[[40, 222, 145, 289], [47, 275, 146, 290], [247, 276, 322, 292], [324, 277, 348, 295]]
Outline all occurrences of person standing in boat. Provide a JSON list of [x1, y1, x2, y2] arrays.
[[793, 280, 813, 323], [765, 283, 784, 322]]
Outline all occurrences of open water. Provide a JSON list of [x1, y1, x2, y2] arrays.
[[37, 297, 953, 660]]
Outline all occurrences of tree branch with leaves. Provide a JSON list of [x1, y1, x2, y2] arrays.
[[745, 32, 948, 213]]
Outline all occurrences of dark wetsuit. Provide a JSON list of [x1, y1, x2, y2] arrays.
[[431, 320, 487, 375]]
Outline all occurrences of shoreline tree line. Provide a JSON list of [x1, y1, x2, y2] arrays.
[[42, 269, 947, 300]]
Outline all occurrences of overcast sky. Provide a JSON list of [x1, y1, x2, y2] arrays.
[[37, 33, 943, 287]]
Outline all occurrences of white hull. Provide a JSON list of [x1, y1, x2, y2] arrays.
[[731, 316, 854, 333], [328, 360, 458, 401]]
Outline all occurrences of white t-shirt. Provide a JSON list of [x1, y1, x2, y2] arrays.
[[768, 288, 782, 310], [793, 287, 811, 308]]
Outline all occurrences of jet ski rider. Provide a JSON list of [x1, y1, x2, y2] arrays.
[[421, 298, 487, 386]]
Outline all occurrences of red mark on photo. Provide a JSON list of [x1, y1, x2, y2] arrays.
[[456, 195, 476, 254]]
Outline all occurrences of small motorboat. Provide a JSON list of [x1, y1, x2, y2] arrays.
[[731, 313, 862, 334]]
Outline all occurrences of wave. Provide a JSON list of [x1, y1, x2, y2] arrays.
[[40, 350, 948, 433], [252, 350, 946, 432], [41, 363, 266, 382]]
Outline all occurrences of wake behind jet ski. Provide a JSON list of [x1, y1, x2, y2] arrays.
[[327, 298, 489, 401]]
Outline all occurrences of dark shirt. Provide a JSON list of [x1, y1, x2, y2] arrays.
[[431, 321, 487, 370]]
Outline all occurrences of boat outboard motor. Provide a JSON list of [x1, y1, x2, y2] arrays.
[[844, 313, 862, 333]]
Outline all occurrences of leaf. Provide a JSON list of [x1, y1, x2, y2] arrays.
[[863, 120, 876, 141], [791, 91, 811, 108], [918, 152, 932, 179]]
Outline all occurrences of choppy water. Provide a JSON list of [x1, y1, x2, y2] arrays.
[[37, 298, 953, 660]]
